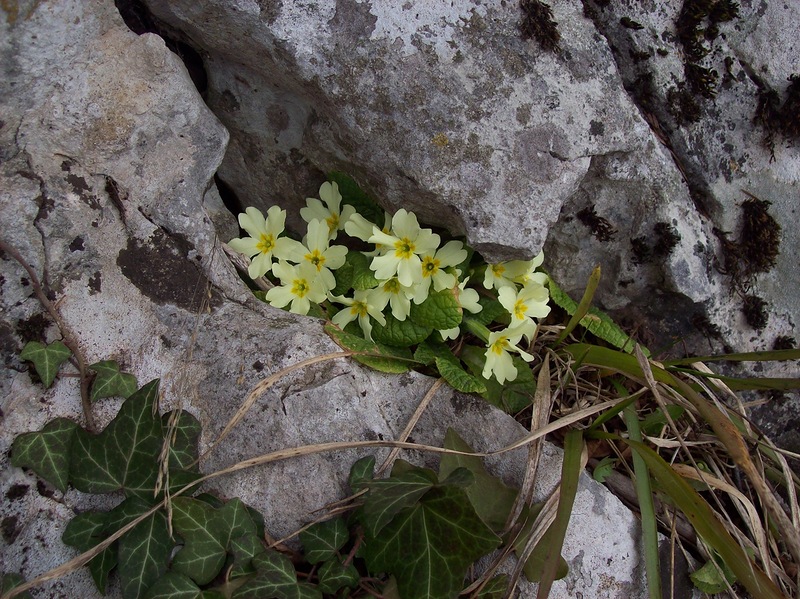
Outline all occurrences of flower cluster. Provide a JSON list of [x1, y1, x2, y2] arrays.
[[229, 180, 551, 384]]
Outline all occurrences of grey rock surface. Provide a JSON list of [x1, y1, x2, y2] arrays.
[[0, 2, 676, 598]]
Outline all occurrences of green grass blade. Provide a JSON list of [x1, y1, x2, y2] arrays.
[[563, 344, 675, 385], [555, 266, 601, 344], [625, 440, 785, 599], [665, 368, 800, 391], [663, 348, 800, 366], [622, 406, 661, 599], [536, 430, 584, 599]]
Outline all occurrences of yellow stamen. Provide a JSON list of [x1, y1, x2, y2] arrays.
[[421, 256, 440, 278], [394, 237, 416, 259], [513, 299, 528, 320], [291, 278, 310, 298], [305, 249, 326, 270], [326, 212, 339, 233], [257, 233, 276, 254]]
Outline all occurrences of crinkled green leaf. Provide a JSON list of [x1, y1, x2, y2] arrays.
[[328, 171, 385, 226], [410, 289, 462, 330], [300, 518, 349, 564], [371, 313, 432, 348], [690, 558, 736, 594], [330, 256, 355, 296], [413, 339, 451, 365], [143, 572, 201, 599], [440, 429, 517, 532], [591, 457, 617, 484], [10, 418, 77, 492], [348, 251, 379, 291], [170, 497, 228, 585], [317, 557, 360, 594], [1, 573, 32, 599], [233, 551, 301, 599], [62, 511, 117, 593], [461, 346, 534, 414], [362, 468, 438, 538], [89, 360, 138, 401], [547, 279, 648, 356], [361, 485, 501, 599], [20, 340, 71, 388], [325, 324, 418, 373], [118, 509, 171, 599], [435, 356, 486, 394], [476, 575, 508, 599], [162, 410, 202, 471], [70, 380, 163, 498], [472, 297, 508, 327], [349, 455, 375, 491]]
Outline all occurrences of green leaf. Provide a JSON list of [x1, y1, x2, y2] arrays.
[[143, 572, 202, 599], [162, 410, 202, 471], [511, 507, 569, 583], [371, 313, 432, 348], [324, 323, 418, 373], [362, 468, 438, 538], [440, 428, 518, 532], [348, 251, 379, 291], [410, 289, 462, 330], [230, 532, 265, 578], [20, 340, 72, 387], [118, 510, 171, 599], [219, 499, 259, 549], [330, 256, 355, 296], [435, 356, 487, 394], [1, 573, 32, 599], [233, 551, 301, 599], [361, 485, 501, 599], [170, 497, 228, 586], [300, 518, 349, 564], [317, 558, 360, 594], [472, 297, 508, 327], [89, 360, 138, 401], [641, 405, 685, 437], [591, 457, 617, 483], [70, 380, 164, 498], [10, 418, 77, 492], [413, 339, 450, 365], [349, 455, 375, 491], [461, 346, 534, 414], [62, 511, 117, 593], [328, 171, 385, 226], [690, 558, 736, 594], [476, 575, 508, 599]]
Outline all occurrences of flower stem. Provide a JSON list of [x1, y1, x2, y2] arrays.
[[462, 317, 491, 343]]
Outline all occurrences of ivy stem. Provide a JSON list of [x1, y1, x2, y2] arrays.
[[0, 237, 96, 432], [461, 316, 491, 344]]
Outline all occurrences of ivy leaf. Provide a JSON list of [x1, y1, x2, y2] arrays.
[[461, 346, 534, 414], [476, 575, 508, 599], [300, 518, 349, 564], [70, 380, 164, 498], [170, 497, 228, 585], [371, 313, 432, 348], [435, 356, 487, 394], [219, 498, 259, 549], [230, 532, 266, 578], [233, 551, 308, 599], [361, 468, 438, 538], [89, 360, 138, 401], [325, 324, 418, 373], [142, 572, 202, 599], [62, 511, 117, 593], [317, 557, 360, 594], [409, 289, 462, 330], [439, 429, 517, 532], [1, 573, 32, 599], [10, 418, 77, 492], [361, 485, 501, 599], [118, 509, 171, 599], [328, 171, 385, 226], [20, 340, 71, 388], [348, 455, 375, 491], [162, 410, 202, 471], [348, 251, 379, 291]]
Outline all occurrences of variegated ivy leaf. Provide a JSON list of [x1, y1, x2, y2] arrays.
[[118, 509, 171, 599], [89, 360, 138, 401], [299, 518, 349, 564], [20, 340, 71, 387], [10, 418, 77, 492]]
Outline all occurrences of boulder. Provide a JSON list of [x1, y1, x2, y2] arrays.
[[0, 2, 682, 598]]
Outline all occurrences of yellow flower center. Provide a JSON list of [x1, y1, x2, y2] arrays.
[[350, 300, 369, 317], [291, 278, 310, 298], [257, 233, 276, 254], [383, 279, 401, 294], [325, 212, 339, 233], [491, 264, 505, 277], [490, 336, 509, 355], [305, 249, 326, 271], [513, 299, 528, 320], [421, 256, 440, 278], [394, 237, 416, 259]]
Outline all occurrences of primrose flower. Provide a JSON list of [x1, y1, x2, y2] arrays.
[[372, 277, 416, 321], [369, 209, 441, 287], [482, 322, 536, 384], [439, 277, 483, 340], [330, 289, 387, 341], [413, 240, 468, 304], [265, 261, 327, 315], [301, 182, 356, 240], [345, 211, 393, 255], [228, 206, 295, 279], [285, 219, 348, 292], [498, 278, 551, 326], [483, 251, 545, 290]]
